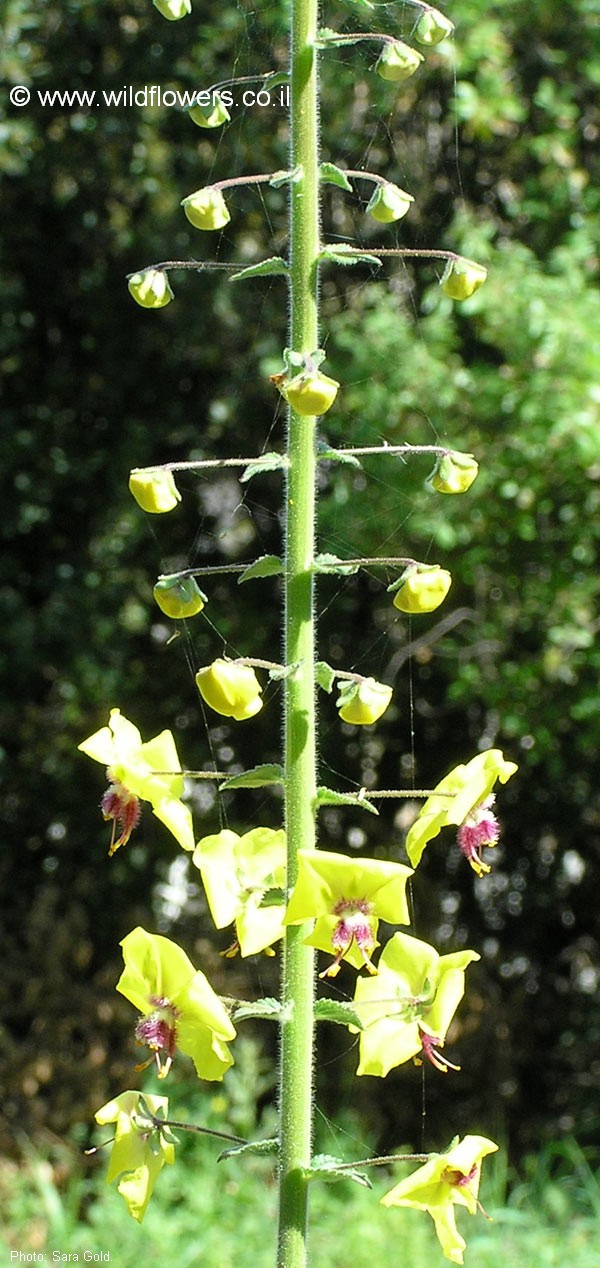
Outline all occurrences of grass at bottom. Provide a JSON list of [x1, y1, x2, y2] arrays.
[[1, 1137, 599, 1268]]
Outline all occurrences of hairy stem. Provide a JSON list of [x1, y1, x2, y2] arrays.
[[277, 0, 320, 1262]]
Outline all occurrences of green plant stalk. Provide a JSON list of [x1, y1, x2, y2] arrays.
[[277, 0, 320, 1262]]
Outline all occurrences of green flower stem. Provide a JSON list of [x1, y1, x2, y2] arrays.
[[277, 0, 320, 1263]]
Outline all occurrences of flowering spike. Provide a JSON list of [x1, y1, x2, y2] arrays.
[[195, 659, 263, 720], [352, 932, 479, 1077], [129, 468, 181, 514], [78, 708, 195, 853], [192, 827, 287, 956], [336, 678, 392, 726], [406, 749, 518, 870], [381, 1135, 498, 1264], [285, 849, 412, 975], [95, 1091, 175, 1222], [128, 269, 174, 310], [181, 186, 230, 231], [117, 927, 236, 1079]]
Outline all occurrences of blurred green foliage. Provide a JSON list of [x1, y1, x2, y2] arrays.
[[1, 0, 599, 1169]]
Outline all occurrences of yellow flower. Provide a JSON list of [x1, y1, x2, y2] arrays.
[[195, 659, 263, 721], [392, 564, 451, 614], [129, 468, 181, 514], [381, 1135, 498, 1264], [78, 708, 194, 854], [128, 270, 174, 310], [181, 187, 230, 231]]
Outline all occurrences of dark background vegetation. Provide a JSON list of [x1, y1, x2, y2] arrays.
[[1, 0, 599, 1176]]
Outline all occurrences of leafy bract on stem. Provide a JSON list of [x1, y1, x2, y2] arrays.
[[79, 0, 515, 1261]]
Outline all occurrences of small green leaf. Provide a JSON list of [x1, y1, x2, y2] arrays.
[[319, 163, 353, 192], [230, 257, 289, 282], [317, 444, 362, 469], [262, 72, 290, 91], [314, 999, 364, 1029], [267, 663, 297, 681], [219, 1137, 279, 1163], [258, 887, 287, 908], [315, 661, 337, 693], [231, 997, 281, 1023], [238, 555, 284, 583], [239, 453, 287, 483], [314, 553, 360, 576], [316, 787, 379, 815], [316, 28, 365, 46], [319, 244, 382, 268], [220, 763, 284, 790], [302, 1155, 372, 1189]]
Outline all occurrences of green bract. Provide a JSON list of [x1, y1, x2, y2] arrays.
[[153, 0, 191, 20], [128, 269, 174, 309], [284, 849, 413, 975], [181, 186, 230, 230], [381, 1135, 498, 1264], [117, 927, 236, 1079], [441, 258, 487, 300], [129, 468, 181, 514], [78, 708, 195, 853], [189, 95, 231, 128], [427, 451, 479, 495], [337, 678, 392, 725], [352, 932, 480, 1077], [193, 827, 287, 956], [153, 575, 206, 619], [376, 40, 424, 82], [366, 184, 414, 225], [392, 563, 451, 613], [95, 1091, 175, 1222], [406, 749, 518, 869], [415, 7, 455, 46], [277, 370, 339, 417], [195, 659, 263, 720]]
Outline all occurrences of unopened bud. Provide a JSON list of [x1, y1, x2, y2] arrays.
[[366, 183, 414, 224], [415, 8, 455, 45], [441, 257, 487, 300], [376, 41, 424, 82], [188, 95, 230, 129], [153, 0, 191, 19], [337, 678, 393, 726], [181, 187, 230, 231], [153, 576, 206, 618], [427, 451, 479, 494], [129, 468, 181, 514], [274, 371, 339, 417], [392, 564, 451, 614], [195, 659, 263, 721], [128, 269, 174, 310]]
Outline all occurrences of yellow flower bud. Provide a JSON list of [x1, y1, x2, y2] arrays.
[[337, 678, 393, 726], [366, 184, 414, 225], [181, 187, 230, 231], [195, 659, 263, 721], [392, 564, 452, 614], [153, 576, 206, 619], [275, 371, 339, 417], [415, 8, 455, 45], [441, 257, 487, 300], [188, 96, 230, 129], [129, 469, 181, 514], [128, 270, 174, 310], [376, 41, 424, 82], [427, 451, 479, 494], [153, 0, 191, 19]]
